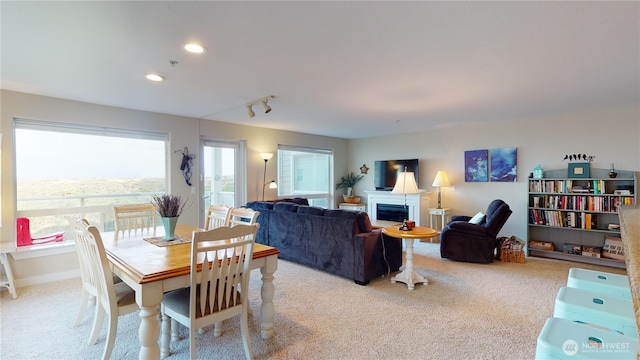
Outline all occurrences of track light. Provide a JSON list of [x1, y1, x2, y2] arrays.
[[261, 99, 271, 113], [245, 96, 274, 118]]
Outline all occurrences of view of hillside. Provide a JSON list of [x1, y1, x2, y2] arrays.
[[16, 178, 166, 236]]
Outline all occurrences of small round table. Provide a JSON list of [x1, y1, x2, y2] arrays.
[[382, 226, 438, 290]]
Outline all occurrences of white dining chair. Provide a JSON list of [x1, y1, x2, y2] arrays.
[[161, 224, 259, 360], [228, 208, 260, 227], [204, 205, 232, 230], [113, 203, 157, 239], [66, 216, 139, 360]]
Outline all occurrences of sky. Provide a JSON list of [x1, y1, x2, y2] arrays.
[[15, 129, 165, 180]]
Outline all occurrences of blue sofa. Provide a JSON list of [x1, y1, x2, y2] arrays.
[[245, 201, 403, 285]]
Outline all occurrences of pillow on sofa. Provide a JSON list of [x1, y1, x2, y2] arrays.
[[274, 202, 300, 212], [469, 212, 486, 224], [297, 206, 325, 216]]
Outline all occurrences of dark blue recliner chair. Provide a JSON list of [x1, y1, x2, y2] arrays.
[[440, 199, 512, 263]]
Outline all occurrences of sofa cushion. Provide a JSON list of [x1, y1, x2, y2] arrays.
[[355, 212, 373, 233], [274, 202, 300, 212], [297, 206, 325, 216], [245, 201, 274, 211]]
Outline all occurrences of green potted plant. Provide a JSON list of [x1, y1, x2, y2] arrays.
[[151, 194, 188, 240], [336, 172, 364, 203]]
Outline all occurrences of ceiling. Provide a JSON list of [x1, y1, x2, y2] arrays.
[[2, 1, 639, 139]]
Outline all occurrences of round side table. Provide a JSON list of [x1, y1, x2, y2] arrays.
[[382, 226, 437, 290]]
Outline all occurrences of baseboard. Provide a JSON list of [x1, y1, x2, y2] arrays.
[[15, 269, 80, 288]]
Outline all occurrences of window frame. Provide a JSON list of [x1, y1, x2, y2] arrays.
[[277, 144, 334, 208], [13, 118, 169, 247]]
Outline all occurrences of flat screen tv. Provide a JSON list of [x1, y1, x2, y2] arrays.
[[374, 159, 419, 190]]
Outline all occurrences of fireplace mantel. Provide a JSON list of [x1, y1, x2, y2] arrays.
[[365, 190, 432, 226]]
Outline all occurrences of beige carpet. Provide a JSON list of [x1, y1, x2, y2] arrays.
[[0, 241, 627, 360]]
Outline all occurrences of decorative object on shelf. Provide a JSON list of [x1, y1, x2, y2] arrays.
[[342, 195, 361, 204], [563, 153, 595, 162], [151, 194, 188, 241], [464, 149, 488, 182], [490, 147, 517, 182], [609, 163, 618, 178], [360, 164, 369, 174], [392, 167, 419, 231], [260, 152, 278, 201], [568, 162, 590, 178], [175, 147, 195, 186], [431, 171, 450, 209], [336, 171, 364, 197], [533, 165, 544, 179]]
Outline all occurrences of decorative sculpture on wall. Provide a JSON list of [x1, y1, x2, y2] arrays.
[[176, 147, 195, 186]]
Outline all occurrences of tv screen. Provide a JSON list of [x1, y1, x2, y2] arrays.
[[374, 159, 419, 190]]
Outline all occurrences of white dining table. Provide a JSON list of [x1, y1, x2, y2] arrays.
[[102, 224, 279, 360]]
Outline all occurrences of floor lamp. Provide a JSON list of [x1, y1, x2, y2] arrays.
[[391, 167, 419, 230], [260, 153, 277, 201], [432, 171, 450, 209]]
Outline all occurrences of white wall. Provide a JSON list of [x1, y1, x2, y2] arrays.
[[348, 106, 640, 240]]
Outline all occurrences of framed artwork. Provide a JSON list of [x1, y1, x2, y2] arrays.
[[490, 147, 517, 182], [464, 149, 488, 182], [568, 162, 590, 178]]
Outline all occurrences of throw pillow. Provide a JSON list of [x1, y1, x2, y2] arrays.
[[469, 212, 486, 224]]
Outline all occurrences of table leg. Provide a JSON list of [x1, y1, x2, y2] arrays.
[[0, 252, 18, 299], [259, 255, 277, 339], [138, 305, 161, 359], [391, 238, 428, 290], [160, 307, 170, 358]]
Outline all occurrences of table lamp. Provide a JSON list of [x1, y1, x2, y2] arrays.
[[432, 171, 450, 209], [391, 167, 419, 230]]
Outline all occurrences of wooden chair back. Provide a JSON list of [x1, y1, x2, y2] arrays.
[[228, 208, 260, 227], [113, 203, 157, 239], [204, 205, 232, 230]]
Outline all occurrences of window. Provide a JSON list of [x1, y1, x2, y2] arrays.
[[201, 139, 246, 225], [277, 145, 333, 208], [14, 119, 168, 245]]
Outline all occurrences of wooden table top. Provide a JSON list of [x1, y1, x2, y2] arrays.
[[382, 226, 438, 239], [103, 224, 280, 284]]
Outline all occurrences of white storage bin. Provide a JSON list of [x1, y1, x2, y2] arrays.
[[567, 268, 631, 300], [554, 287, 637, 340], [536, 317, 639, 360]]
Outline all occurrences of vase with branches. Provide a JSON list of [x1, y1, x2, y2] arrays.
[[151, 194, 188, 240]]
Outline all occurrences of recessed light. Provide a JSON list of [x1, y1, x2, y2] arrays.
[[184, 43, 206, 54], [146, 73, 166, 82]]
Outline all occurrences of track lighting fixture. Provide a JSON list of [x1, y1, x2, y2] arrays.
[[245, 96, 274, 118], [261, 99, 272, 113]]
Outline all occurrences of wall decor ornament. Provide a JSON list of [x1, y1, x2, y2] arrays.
[[464, 149, 488, 182], [490, 147, 517, 182], [175, 147, 195, 186]]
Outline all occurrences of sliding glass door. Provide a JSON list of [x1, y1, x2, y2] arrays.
[[201, 139, 246, 225]]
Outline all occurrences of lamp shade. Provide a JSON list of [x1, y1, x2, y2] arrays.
[[268, 181, 278, 189], [432, 171, 451, 188], [260, 152, 273, 161], [391, 171, 419, 194]]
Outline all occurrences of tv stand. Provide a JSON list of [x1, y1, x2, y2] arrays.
[[365, 190, 431, 227]]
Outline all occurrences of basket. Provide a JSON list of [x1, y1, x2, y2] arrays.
[[342, 195, 361, 204], [500, 249, 525, 263], [497, 236, 525, 263]]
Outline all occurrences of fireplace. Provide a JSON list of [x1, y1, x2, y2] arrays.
[[365, 190, 431, 226], [377, 204, 409, 222]]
